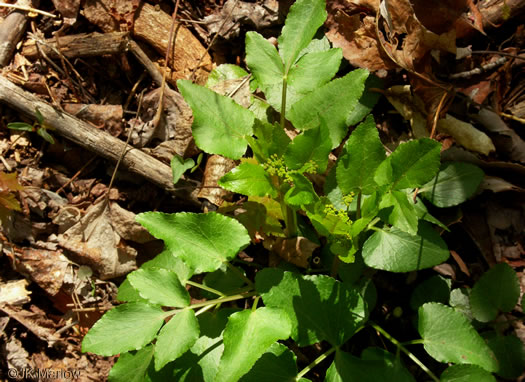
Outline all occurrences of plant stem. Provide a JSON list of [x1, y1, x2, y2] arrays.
[[189, 291, 257, 310], [186, 280, 225, 297], [370, 322, 439, 382], [296, 346, 336, 380], [226, 262, 254, 288], [280, 75, 288, 130], [356, 191, 362, 219], [402, 339, 425, 346]]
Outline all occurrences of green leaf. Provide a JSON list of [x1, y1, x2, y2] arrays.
[[128, 268, 190, 307], [201, 264, 246, 299], [418, 302, 498, 372], [374, 138, 441, 190], [7, 122, 34, 131], [166, 309, 239, 382], [109, 345, 154, 382], [412, 196, 449, 231], [35, 107, 45, 125], [136, 212, 250, 274], [362, 223, 450, 272], [82, 302, 166, 356], [346, 75, 383, 126], [206, 64, 249, 88], [216, 307, 292, 382], [284, 118, 331, 172], [284, 173, 319, 207], [256, 269, 367, 346], [325, 348, 415, 382], [239, 342, 298, 382], [487, 334, 525, 379], [171, 155, 195, 185], [289, 69, 369, 148], [247, 120, 291, 163], [378, 191, 419, 235], [117, 250, 193, 303], [278, 0, 327, 72], [469, 263, 520, 322], [337, 115, 385, 194], [177, 79, 254, 159], [154, 309, 200, 370], [420, 162, 484, 207], [410, 275, 451, 311], [440, 364, 496, 382], [449, 288, 473, 320], [218, 162, 277, 198], [37, 127, 55, 144]]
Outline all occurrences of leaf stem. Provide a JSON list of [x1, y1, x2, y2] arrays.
[[280, 75, 288, 129], [296, 346, 336, 380], [226, 261, 254, 288], [189, 291, 258, 310], [186, 280, 225, 297], [370, 322, 439, 382], [356, 191, 362, 220]]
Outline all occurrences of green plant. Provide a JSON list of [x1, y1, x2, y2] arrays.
[[82, 0, 523, 380], [7, 107, 55, 144]]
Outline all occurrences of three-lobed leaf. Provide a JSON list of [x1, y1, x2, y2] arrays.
[[215, 307, 292, 382], [136, 212, 250, 274], [289, 69, 369, 148], [177, 79, 254, 159], [171, 155, 195, 185], [418, 302, 498, 372]]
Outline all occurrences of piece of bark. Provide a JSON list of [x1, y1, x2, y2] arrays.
[[21, 31, 130, 59], [479, 0, 525, 29], [0, 0, 37, 66], [0, 75, 199, 205], [133, 2, 212, 84]]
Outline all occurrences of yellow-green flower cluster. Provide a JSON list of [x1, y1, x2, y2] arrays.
[[263, 154, 292, 182], [323, 203, 351, 224], [342, 192, 355, 206]]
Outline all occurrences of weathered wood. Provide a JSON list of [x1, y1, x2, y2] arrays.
[[0, 75, 199, 204], [133, 2, 212, 84], [21, 32, 129, 59], [0, 0, 36, 66], [480, 0, 525, 29]]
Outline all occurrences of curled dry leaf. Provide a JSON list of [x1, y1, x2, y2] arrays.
[[55, 201, 139, 279], [198, 155, 236, 206], [11, 248, 69, 296], [263, 236, 319, 268]]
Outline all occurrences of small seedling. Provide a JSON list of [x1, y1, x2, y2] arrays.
[[7, 107, 55, 144]]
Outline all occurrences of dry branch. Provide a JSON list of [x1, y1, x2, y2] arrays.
[[0, 75, 199, 205]]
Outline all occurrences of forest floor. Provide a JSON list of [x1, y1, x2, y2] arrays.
[[0, 0, 524, 381]]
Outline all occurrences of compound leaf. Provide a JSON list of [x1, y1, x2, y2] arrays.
[[256, 268, 367, 347], [177, 80, 254, 159], [289, 69, 369, 148], [469, 263, 520, 322], [418, 303, 498, 372], [136, 212, 250, 274], [278, 0, 327, 72], [362, 223, 449, 272], [154, 309, 200, 370], [216, 307, 292, 382], [82, 302, 165, 356], [239, 342, 298, 382]]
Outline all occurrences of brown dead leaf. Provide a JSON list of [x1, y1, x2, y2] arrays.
[[198, 155, 236, 206], [51, 0, 81, 29], [63, 104, 123, 137], [263, 236, 319, 268], [54, 200, 137, 279], [0, 279, 31, 305]]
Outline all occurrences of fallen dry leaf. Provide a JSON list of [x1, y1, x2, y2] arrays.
[[198, 155, 236, 206], [263, 236, 319, 268]]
